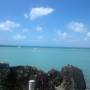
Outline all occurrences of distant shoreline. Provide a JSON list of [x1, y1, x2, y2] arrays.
[[0, 45, 90, 49]]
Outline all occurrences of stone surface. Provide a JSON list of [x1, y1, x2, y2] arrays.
[[0, 63, 86, 90], [60, 64, 86, 90]]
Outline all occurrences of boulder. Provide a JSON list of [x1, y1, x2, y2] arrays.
[[60, 64, 86, 90], [48, 69, 62, 89], [0, 62, 10, 90], [0, 63, 86, 90]]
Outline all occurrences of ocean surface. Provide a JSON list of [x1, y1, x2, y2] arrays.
[[0, 46, 90, 88]]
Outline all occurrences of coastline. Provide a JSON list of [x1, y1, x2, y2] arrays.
[[0, 45, 90, 49]]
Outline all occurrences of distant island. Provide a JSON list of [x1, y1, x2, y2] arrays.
[[0, 62, 86, 90], [0, 44, 90, 49]]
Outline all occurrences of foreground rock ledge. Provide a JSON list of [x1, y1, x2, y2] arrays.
[[0, 63, 86, 90]]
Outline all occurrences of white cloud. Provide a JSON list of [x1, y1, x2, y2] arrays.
[[84, 32, 90, 41], [57, 31, 68, 39], [24, 13, 29, 19], [38, 35, 43, 40], [13, 34, 26, 40], [36, 26, 43, 32], [87, 32, 90, 37], [0, 20, 20, 31], [25, 7, 54, 20], [54, 31, 73, 42], [84, 37, 87, 41], [68, 21, 87, 32]]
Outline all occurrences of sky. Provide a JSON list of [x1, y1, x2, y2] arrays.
[[0, 0, 90, 47]]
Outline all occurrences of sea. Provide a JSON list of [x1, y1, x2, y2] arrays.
[[0, 46, 90, 88]]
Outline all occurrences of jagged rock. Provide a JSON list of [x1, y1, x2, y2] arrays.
[[35, 70, 49, 90], [9, 66, 39, 90], [0, 63, 86, 90], [0, 62, 10, 90], [48, 69, 62, 89], [60, 64, 86, 90]]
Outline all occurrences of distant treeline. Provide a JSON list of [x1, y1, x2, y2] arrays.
[[0, 45, 90, 49]]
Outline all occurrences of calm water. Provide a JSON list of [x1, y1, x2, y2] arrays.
[[0, 46, 90, 87]]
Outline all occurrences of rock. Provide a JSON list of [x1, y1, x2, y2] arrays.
[[48, 69, 62, 88], [9, 66, 39, 90], [0, 62, 10, 90], [0, 63, 86, 90], [60, 64, 86, 90]]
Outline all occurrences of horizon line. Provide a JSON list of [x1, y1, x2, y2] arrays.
[[0, 44, 90, 49]]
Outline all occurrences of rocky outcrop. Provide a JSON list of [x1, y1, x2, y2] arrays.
[[0, 63, 86, 90], [59, 64, 86, 90], [0, 63, 10, 90], [47, 69, 62, 90]]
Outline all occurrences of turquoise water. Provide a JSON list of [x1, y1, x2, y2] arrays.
[[0, 46, 90, 87]]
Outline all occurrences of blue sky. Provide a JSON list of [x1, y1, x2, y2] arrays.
[[0, 0, 90, 47]]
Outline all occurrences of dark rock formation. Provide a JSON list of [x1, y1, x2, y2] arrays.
[[47, 69, 62, 90], [0, 63, 86, 90], [0, 63, 10, 90], [60, 64, 86, 90]]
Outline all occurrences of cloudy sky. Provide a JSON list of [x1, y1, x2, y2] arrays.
[[0, 0, 90, 47]]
